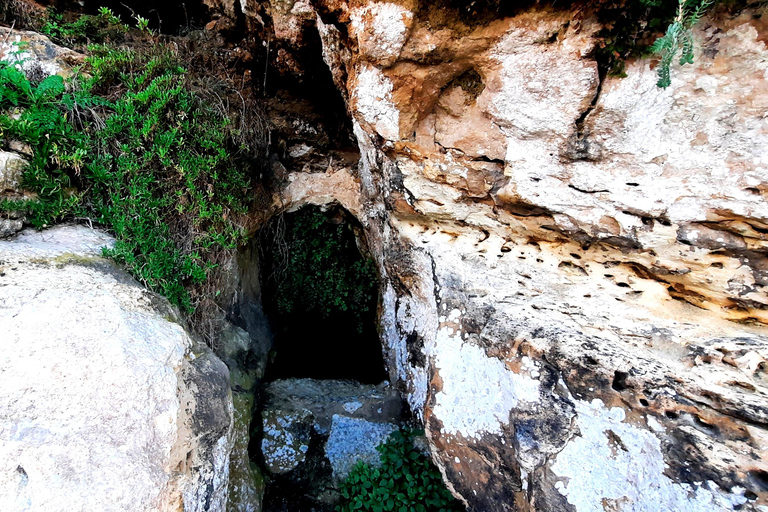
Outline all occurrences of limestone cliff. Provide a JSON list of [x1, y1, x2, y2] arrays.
[[207, 1, 768, 510], [1, 1, 767, 510]]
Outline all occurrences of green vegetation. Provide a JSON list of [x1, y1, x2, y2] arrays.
[[596, 0, 718, 85], [337, 429, 463, 512], [649, 0, 715, 87], [0, 34, 254, 311], [40, 7, 129, 46], [597, 0, 682, 77], [265, 207, 378, 334]]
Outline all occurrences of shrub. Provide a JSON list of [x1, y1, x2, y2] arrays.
[[0, 42, 254, 312], [40, 7, 129, 46], [337, 429, 464, 512]]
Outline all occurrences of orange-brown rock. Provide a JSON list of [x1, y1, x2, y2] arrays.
[[213, 2, 768, 510]]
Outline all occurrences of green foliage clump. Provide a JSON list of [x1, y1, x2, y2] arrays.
[[40, 7, 129, 46], [268, 208, 378, 334], [649, 0, 715, 87], [337, 429, 463, 512], [596, 0, 680, 76], [596, 0, 717, 85], [0, 43, 252, 310]]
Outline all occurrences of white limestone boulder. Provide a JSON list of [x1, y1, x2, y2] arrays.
[[0, 225, 234, 512]]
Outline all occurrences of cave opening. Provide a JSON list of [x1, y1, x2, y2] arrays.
[[258, 205, 387, 385]]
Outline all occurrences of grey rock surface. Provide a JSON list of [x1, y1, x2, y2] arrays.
[[260, 378, 403, 477], [0, 225, 234, 512], [0, 218, 23, 239], [263, 378, 403, 433], [0, 151, 26, 193], [325, 415, 397, 480]]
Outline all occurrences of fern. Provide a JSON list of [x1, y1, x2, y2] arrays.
[[650, 0, 715, 88]]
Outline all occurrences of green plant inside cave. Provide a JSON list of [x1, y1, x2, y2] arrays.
[[260, 206, 386, 383], [0, 38, 260, 316], [337, 429, 464, 512], [265, 207, 378, 331]]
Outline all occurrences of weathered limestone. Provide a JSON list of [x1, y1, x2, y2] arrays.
[[0, 225, 234, 512], [261, 378, 402, 476], [0, 27, 84, 78], [228, 367, 264, 512], [208, 2, 768, 510], [0, 217, 23, 238], [260, 378, 403, 507], [0, 151, 27, 238], [0, 151, 26, 193], [219, 324, 265, 512], [3, 2, 765, 510]]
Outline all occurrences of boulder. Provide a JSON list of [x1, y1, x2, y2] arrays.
[[0, 225, 234, 512], [324, 415, 398, 480], [0, 151, 27, 239], [0, 217, 24, 238], [0, 151, 26, 193], [260, 378, 403, 508], [0, 27, 84, 79]]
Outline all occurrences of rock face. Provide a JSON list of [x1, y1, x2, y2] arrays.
[[205, 2, 768, 510], [0, 27, 84, 78], [260, 378, 403, 509], [3, 3, 768, 511], [0, 151, 27, 239], [219, 323, 266, 512], [0, 225, 234, 512]]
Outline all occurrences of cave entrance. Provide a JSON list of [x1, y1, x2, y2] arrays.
[[259, 205, 386, 384]]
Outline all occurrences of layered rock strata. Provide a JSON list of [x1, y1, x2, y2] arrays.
[[207, 2, 768, 510]]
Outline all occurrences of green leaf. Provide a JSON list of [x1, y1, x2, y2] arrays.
[[35, 75, 65, 102]]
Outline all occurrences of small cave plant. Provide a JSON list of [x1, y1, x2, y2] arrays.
[[337, 429, 464, 512]]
